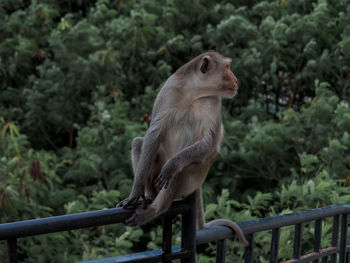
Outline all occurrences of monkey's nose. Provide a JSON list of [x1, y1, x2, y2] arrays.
[[234, 77, 238, 88]]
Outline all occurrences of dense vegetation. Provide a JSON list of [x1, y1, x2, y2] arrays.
[[1, 0, 350, 262]]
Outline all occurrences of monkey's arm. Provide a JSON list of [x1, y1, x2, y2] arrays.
[[155, 129, 216, 189], [117, 124, 160, 208]]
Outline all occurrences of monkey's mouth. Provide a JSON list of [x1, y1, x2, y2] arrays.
[[227, 87, 238, 97], [228, 86, 238, 92]]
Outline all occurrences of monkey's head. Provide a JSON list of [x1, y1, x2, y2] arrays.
[[176, 51, 238, 99], [198, 51, 238, 98]]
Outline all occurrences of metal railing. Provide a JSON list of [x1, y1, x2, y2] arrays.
[[1, 192, 350, 263]]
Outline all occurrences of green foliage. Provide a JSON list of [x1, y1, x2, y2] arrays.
[[201, 168, 350, 262], [1, 0, 350, 262], [214, 85, 350, 196]]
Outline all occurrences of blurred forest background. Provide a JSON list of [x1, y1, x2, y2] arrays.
[[1, 0, 350, 262]]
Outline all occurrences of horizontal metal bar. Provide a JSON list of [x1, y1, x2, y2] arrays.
[[197, 204, 350, 245], [0, 208, 130, 240], [77, 247, 190, 263], [282, 246, 336, 263], [2, 201, 350, 262], [0, 199, 190, 240]]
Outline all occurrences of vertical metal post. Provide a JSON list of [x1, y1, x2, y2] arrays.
[[269, 228, 280, 263], [7, 238, 18, 263], [244, 233, 254, 263], [216, 239, 226, 263], [293, 223, 302, 259], [313, 219, 322, 263], [181, 192, 196, 263], [331, 215, 339, 263], [340, 214, 348, 263], [162, 214, 173, 263]]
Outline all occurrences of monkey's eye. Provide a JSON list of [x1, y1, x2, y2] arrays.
[[200, 57, 209, 74]]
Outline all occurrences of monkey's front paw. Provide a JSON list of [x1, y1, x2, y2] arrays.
[[154, 173, 171, 191], [116, 195, 141, 209]]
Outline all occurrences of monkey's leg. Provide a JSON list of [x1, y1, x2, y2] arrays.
[[118, 126, 160, 208], [131, 137, 143, 175], [117, 137, 155, 208], [131, 137, 154, 208], [117, 137, 144, 208]]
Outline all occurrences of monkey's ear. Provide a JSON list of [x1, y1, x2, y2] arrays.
[[200, 56, 210, 74]]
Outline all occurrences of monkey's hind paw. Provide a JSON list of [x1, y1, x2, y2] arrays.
[[124, 213, 139, 226], [124, 207, 156, 227]]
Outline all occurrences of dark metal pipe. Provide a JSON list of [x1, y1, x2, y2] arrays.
[[330, 215, 339, 263], [162, 214, 173, 263], [340, 214, 348, 263], [314, 219, 322, 253], [216, 239, 226, 263], [197, 204, 350, 245], [0, 208, 132, 240], [240, 205, 350, 235], [282, 247, 337, 263], [313, 219, 322, 263], [0, 199, 190, 240], [269, 228, 280, 263], [77, 247, 191, 263], [7, 238, 17, 263], [244, 233, 254, 263], [181, 192, 196, 263], [2, 199, 350, 263], [293, 223, 302, 259]]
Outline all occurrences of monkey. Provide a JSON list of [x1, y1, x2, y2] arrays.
[[117, 51, 249, 246]]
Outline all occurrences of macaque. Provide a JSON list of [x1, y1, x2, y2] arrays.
[[117, 51, 248, 246]]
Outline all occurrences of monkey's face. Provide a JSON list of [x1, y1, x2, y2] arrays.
[[197, 54, 238, 99], [221, 57, 238, 98]]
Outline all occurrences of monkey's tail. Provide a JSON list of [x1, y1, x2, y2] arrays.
[[204, 219, 249, 246]]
